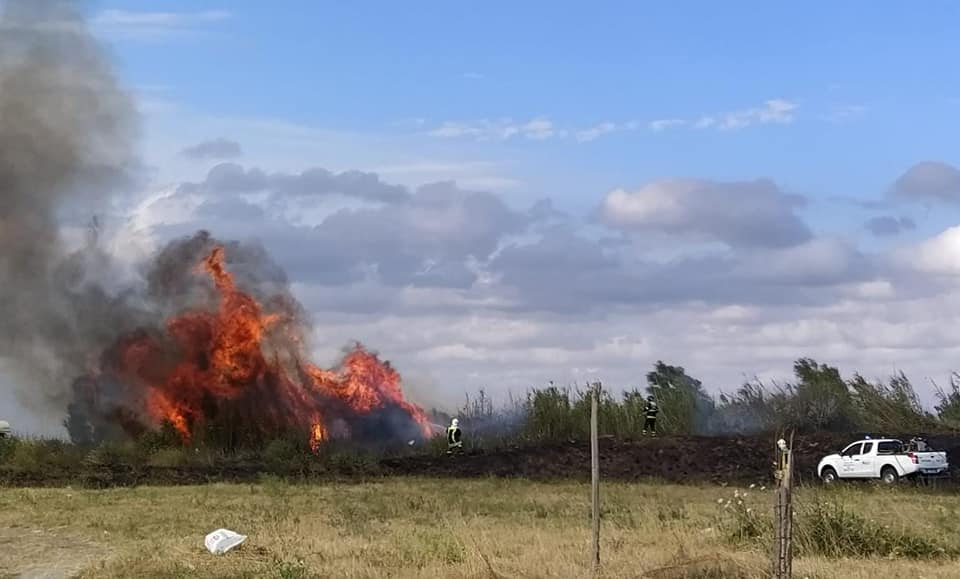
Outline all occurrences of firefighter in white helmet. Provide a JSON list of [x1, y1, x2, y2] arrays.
[[446, 418, 463, 455]]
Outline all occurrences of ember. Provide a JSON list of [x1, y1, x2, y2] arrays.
[[66, 240, 431, 449]]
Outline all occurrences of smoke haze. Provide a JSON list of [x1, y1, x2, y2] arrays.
[[0, 0, 138, 427]]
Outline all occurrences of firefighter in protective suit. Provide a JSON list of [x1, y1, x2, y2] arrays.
[[642, 395, 659, 436], [446, 418, 463, 454]]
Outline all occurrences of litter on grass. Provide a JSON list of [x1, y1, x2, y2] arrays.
[[205, 528, 247, 555]]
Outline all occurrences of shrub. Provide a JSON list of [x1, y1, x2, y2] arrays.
[[716, 488, 768, 545], [8, 438, 84, 472], [82, 440, 147, 469], [263, 438, 309, 472], [147, 447, 191, 468], [325, 450, 380, 476], [0, 435, 17, 463], [796, 499, 952, 559]]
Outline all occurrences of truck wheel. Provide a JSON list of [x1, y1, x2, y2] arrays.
[[881, 466, 899, 485], [821, 467, 838, 484]]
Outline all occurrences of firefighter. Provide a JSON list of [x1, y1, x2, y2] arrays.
[[642, 395, 659, 436], [446, 418, 463, 454]]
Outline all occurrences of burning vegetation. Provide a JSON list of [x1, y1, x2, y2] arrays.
[[0, 1, 431, 452], [65, 233, 432, 450]]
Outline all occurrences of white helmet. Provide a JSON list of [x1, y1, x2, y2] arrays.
[[451, 418, 459, 428]]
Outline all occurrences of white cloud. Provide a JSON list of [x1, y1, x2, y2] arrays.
[[22, 159, 960, 428], [822, 104, 867, 123], [694, 116, 716, 129], [650, 118, 686, 131], [427, 117, 560, 141], [653, 99, 798, 132], [599, 178, 810, 248], [93, 10, 231, 27], [713, 99, 797, 130], [91, 9, 231, 40], [421, 99, 796, 143], [576, 122, 618, 142], [900, 225, 960, 275]]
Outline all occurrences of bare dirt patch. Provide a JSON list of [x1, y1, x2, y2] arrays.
[[0, 525, 106, 579]]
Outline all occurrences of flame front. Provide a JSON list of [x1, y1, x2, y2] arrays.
[[83, 245, 431, 448]]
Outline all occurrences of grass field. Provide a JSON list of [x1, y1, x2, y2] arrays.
[[2, 478, 959, 579]]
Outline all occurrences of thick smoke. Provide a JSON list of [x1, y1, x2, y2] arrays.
[[0, 2, 431, 446], [0, 0, 138, 424]]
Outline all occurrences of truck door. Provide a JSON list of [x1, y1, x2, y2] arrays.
[[839, 442, 863, 476], [852, 442, 875, 477]]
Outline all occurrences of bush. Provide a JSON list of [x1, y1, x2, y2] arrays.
[[797, 500, 952, 559], [716, 488, 768, 544], [263, 438, 310, 472], [8, 438, 84, 472], [324, 450, 380, 476], [0, 435, 17, 463], [82, 440, 147, 469], [147, 447, 191, 468]]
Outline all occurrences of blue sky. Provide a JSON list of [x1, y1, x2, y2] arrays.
[[6, 1, 960, 432], [92, 1, 960, 227]]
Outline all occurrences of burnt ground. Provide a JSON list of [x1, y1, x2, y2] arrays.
[[3, 432, 959, 488], [383, 432, 960, 486]]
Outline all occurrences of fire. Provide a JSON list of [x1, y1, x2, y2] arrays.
[[310, 422, 326, 453], [76, 244, 431, 448]]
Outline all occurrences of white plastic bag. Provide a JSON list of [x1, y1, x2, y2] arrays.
[[204, 528, 247, 555]]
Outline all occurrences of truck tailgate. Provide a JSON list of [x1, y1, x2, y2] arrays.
[[915, 452, 948, 473]]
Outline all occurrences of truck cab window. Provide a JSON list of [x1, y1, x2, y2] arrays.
[[862, 442, 873, 454], [842, 443, 863, 456], [877, 441, 899, 455]]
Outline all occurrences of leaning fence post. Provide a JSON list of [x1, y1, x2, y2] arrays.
[[591, 381, 601, 574], [772, 434, 794, 578]]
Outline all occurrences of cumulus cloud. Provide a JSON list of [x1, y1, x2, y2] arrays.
[[106, 159, 960, 414], [891, 161, 960, 204], [901, 226, 960, 275], [180, 138, 242, 160], [865, 215, 915, 237], [179, 162, 409, 203], [598, 178, 810, 248], [156, 173, 533, 292]]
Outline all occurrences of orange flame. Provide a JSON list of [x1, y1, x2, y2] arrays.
[[310, 422, 326, 453], [104, 245, 430, 447]]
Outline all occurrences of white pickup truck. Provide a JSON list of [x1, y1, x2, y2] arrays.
[[817, 437, 949, 484]]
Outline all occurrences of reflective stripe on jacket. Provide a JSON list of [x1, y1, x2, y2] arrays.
[[447, 427, 462, 446]]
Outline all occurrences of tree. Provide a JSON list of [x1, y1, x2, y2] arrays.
[[790, 358, 853, 432], [934, 373, 960, 426], [645, 361, 715, 435]]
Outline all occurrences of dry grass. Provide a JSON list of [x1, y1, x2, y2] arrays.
[[0, 478, 958, 578]]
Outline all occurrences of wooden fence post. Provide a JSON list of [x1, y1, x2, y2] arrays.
[[772, 434, 794, 578], [591, 381, 600, 574]]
